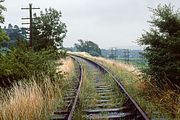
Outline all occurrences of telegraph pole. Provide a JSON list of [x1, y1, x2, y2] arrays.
[[127, 49, 130, 64], [123, 49, 130, 64], [21, 4, 40, 48], [110, 47, 117, 59]]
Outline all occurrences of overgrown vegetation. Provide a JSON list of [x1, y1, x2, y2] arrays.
[[138, 4, 180, 90], [0, 57, 76, 120]]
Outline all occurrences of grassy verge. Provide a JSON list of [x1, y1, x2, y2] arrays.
[[0, 57, 75, 120], [71, 52, 180, 120]]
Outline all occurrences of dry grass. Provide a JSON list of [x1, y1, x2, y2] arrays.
[[56, 57, 75, 79], [0, 77, 62, 120], [0, 57, 75, 120], [70, 52, 180, 119], [70, 52, 142, 77]]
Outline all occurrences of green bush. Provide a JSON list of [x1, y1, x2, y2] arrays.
[[0, 42, 64, 86], [138, 4, 180, 90]]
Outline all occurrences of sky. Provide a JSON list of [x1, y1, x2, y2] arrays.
[[2, 0, 180, 49]]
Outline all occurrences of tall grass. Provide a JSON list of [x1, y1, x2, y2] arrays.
[[0, 76, 62, 120], [0, 57, 75, 120], [71, 52, 180, 119]]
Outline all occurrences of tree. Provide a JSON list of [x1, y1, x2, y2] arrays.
[[138, 4, 180, 89], [4, 24, 24, 41], [8, 24, 13, 29], [0, 0, 9, 43], [75, 39, 101, 56], [1, 24, 26, 48], [0, 0, 6, 23], [32, 8, 67, 51]]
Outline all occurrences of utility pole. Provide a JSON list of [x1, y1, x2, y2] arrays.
[[110, 47, 117, 59], [123, 49, 127, 63], [127, 49, 130, 64], [123, 49, 130, 64], [21, 3, 40, 48]]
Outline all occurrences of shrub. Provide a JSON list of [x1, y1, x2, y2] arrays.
[[138, 4, 180, 90], [0, 41, 64, 87]]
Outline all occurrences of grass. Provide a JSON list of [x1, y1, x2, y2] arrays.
[[0, 57, 75, 120], [0, 76, 62, 120], [71, 52, 180, 120], [117, 58, 148, 69]]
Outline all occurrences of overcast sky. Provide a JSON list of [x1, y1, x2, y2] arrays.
[[2, 0, 180, 49]]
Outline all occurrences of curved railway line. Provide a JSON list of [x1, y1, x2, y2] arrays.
[[51, 57, 83, 120], [51, 55, 149, 120]]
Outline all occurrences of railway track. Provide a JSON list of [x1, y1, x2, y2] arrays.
[[51, 57, 83, 120], [51, 55, 149, 120], [72, 56, 149, 120]]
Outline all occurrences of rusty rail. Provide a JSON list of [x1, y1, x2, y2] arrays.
[[67, 56, 83, 120], [51, 56, 83, 120]]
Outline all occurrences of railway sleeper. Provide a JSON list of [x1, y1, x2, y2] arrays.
[[84, 106, 130, 113], [95, 103, 118, 108], [50, 113, 68, 120], [96, 90, 113, 93], [84, 112, 134, 119]]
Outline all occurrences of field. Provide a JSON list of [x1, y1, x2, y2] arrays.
[[116, 58, 148, 69]]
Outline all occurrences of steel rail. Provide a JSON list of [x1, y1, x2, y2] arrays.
[[67, 56, 83, 120]]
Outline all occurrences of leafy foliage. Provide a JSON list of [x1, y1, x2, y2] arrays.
[[0, 40, 62, 87], [32, 8, 67, 51], [0, 0, 6, 24], [138, 4, 180, 89], [75, 39, 102, 56], [0, 29, 9, 44], [0, 0, 9, 43]]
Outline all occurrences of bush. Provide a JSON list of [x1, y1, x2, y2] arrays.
[[0, 41, 64, 87], [138, 4, 180, 90]]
